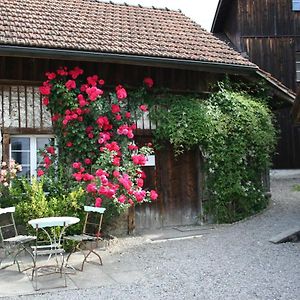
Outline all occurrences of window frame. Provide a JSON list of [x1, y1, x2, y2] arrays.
[[296, 52, 300, 82], [292, 0, 300, 11], [9, 135, 55, 177]]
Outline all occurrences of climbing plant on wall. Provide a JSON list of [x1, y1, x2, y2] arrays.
[[38, 67, 158, 221], [134, 82, 276, 223]]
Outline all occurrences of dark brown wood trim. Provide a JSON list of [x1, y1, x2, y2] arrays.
[[2, 127, 53, 134], [0, 80, 41, 86], [17, 86, 21, 128], [25, 86, 28, 128], [32, 86, 35, 128], [1, 86, 4, 127], [134, 129, 153, 137], [128, 206, 136, 234], [40, 92, 43, 129], [2, 133, 10, 163], [8, 86, 11, 119]]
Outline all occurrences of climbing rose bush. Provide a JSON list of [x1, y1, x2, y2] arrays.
[[39, 66, 158, 210]]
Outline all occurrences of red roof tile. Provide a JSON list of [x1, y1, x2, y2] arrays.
[[0, 0, 255, 67]]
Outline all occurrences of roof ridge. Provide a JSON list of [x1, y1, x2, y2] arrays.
[[96, 0, 181, 13]]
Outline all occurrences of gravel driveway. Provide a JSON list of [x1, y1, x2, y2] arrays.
[[6, 172, 300, 300]]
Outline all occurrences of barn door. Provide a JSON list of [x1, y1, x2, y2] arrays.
[[135, 142, 203, 230]]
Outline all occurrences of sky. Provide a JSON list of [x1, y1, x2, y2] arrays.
[[111, 0, 220, 31]]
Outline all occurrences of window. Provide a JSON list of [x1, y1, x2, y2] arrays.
[[296, 53, 300, 82], [292, 0, 300, 10], [10, 136, 54, 177]]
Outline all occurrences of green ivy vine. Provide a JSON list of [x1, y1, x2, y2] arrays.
[[135, 82, 276, 223]]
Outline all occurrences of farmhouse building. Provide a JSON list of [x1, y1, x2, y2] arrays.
[[0, 0, 295, 230]]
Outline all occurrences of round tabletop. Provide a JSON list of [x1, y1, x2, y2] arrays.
[[28, 216, 80, 228]]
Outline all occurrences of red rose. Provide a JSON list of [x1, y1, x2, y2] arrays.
[[143, 77, 154, 88], [45, 72, 56, 80], [150, 190, 158, 200], [37, 169, 44, 177], [115, 85, 127, 100], [65, 80, 76, 90], [84, 158, 92, 165], [111, 104, 121, 114], [95, 197, 102, 207], [139, 104, 148, 112], [42, 98, 49, 106], [46, 146, 55, 154]]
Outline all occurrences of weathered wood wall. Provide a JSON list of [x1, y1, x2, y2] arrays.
[[0, 57, 213, 93], [273, 107, 300, 168], [219, 0, 300, 168], [0, 56, 208, 230], [134, 139, 203, 230], [235, 0, 300, 91]]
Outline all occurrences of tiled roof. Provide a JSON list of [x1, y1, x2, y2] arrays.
[[0, 0, 255, 67]]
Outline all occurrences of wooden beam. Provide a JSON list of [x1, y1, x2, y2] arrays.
[[2, 133, 10, 163], [2, 127, 53, 134]]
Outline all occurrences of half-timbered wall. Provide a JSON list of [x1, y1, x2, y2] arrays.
[[0, 85, 52, 130]]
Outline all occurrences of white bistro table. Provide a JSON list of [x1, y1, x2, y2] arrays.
[[28, 216, 80, 290]]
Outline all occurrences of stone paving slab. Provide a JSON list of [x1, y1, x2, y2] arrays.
[[0, 246, 149, 298]]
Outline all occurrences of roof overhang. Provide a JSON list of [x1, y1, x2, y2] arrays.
[[256, 70, 296, 104], [0, 45, 257, 75]]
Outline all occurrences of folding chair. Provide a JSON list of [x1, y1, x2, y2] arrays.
[[64, 206, 106, 271], [0, 207, 36, 272]]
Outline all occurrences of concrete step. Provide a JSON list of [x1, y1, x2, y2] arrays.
[[269, 226, 300, 244]]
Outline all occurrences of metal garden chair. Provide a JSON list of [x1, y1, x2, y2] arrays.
[[0, 207, 36, 271], [64, 206, 106, 271], [28, 216, 79, 290]]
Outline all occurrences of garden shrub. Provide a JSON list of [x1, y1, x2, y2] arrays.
[[11, 177, 85, 236]]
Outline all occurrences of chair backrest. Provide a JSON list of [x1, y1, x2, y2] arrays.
[[82, 206, 106, 238], [0, 207, 18, 243]]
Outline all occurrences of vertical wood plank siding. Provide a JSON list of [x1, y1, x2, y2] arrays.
[[0, 57, 211, 93], [135, 145, 201, 230], [241, 37, 295, 90], [220, 0, 300, 168], [237, 0, 300, 91]]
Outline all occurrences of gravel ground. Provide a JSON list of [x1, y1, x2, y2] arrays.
[[6, 174, 300, 300]]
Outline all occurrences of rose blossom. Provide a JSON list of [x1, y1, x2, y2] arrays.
[[86, 183, 97, 193], [42, 98, 49, 106], [95, 197, 102, 207], [150, 190, 158, 200], [143, 77, 154, 88], [65, 80, 76, 90], [84, 158, 92, 165], [115, 85, 127, 100], [111, 104, 121, 114], [139, 104, 148, 112], [69, 66, 83, 79], [37, 169, 44, 177], [45, 72, 56, 80]]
